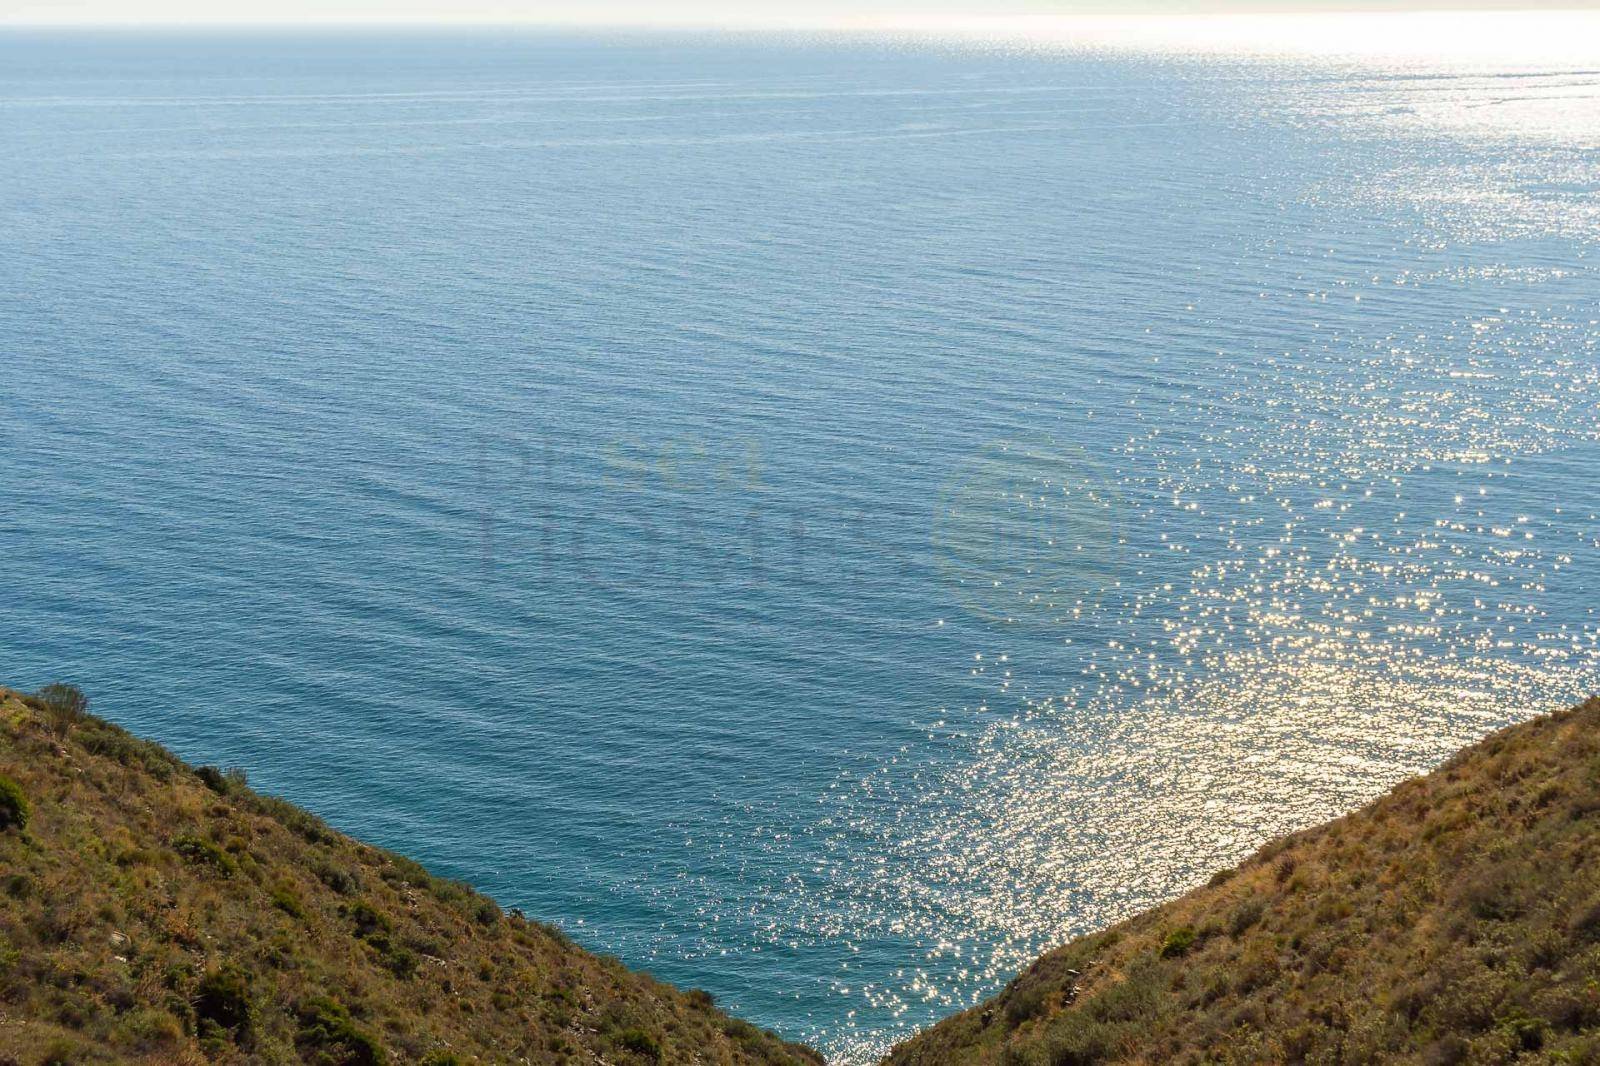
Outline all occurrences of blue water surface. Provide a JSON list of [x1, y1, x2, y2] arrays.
[[3, 28, 1599, 1060]]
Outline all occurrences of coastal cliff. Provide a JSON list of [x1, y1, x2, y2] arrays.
[[0, 685, 820, 1066], [886, 698, 1600, 1064]]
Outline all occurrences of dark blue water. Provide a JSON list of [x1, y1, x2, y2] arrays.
[[3, 27, 1598, 1060]]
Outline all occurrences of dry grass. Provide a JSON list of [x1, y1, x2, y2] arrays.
[[0, 686, 821, 1066], [886, 697, 1600, 1066]]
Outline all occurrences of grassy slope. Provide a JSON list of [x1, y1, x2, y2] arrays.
[[886, 697, 1600, 1066], [0, 687, 821, 1066]]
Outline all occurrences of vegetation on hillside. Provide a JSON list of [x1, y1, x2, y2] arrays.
[[11, 675, 1599, 1066], [0, 685, 821, 1066], [886, 697, 1600, 1065]]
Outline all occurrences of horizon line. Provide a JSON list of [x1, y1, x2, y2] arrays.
[[5, 3, 1600, 28]]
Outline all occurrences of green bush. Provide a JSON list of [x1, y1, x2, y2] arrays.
[[721, 1017, 762, 1043], [271, 884, 308, 920], [38, 1036, 86, 1066], [364, 933, 419, 980], [294, 996, 386, 1065], [426, 879, 468, 907], [111, 1007, 184, 1052], [173, 834, 236, 876], [0, 775, 28, 832], [195, 966, 252, 1045], [384, 944, 420, 980], [379, 853, 432, 889], [1084, 965, 1165, 1025], [77, 724, 177, 779], [616, 1027, 662, 1061], [254, 793, 338, 844], [1005, 986, 1047, 1028], [1159, 926, 1197, 959], [1499, 1008, 1547, 1052], [347, 900, 393, 939], [1043, 1013, 1116, 1066], [313, 861, 359, 895]]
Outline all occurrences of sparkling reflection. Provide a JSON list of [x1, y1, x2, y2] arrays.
[[800, 29, 1600, 1061]]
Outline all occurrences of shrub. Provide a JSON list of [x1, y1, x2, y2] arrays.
[[295, 996, 386, 1065], [1498, 1008, 1547, 1052], [271, 884, 308, 920], [254, 793, 338, 844], [379, 854, 432, 889], [429, 879, 472, 906], [1043, 1013, 1116, 1066], [1230, 897, 1267, 936], [1423, 1034, 1468, 1065], [1232, 942, 1281, 996], [616, 1027, 662, 1061], [1085, 966, 1165, 1025], [35, 683, 89, 726], [365, 934, 419, 980], [76, 725, 177, 779], [37, 1037, 86, 1066], [721, 1017, 762, 1044], [314, 861, 359, 895], [347, 901, 392, 939], [1005, 986, 1048, 1028], [1159, 926, 1197, 958], [1460, 868, 1523, 921], [194, 966, 252, 1046], [0, 776, 27, 832], [474, 898, 502, 927], [111, 1008, 184, 1052], [173, 834, 236, 876], [385, 945, 420, 980], [195, 766, 231, 794], [1569, 895, 1600, 942], [1535, 983, 1600, 1031]]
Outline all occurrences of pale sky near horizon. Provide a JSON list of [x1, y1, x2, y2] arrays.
[[3, 0, 1597, 26]]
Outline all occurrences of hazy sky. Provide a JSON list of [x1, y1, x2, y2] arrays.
[[4, 0, 1597, 26]]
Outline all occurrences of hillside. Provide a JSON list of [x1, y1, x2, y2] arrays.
[[9, 680, 1600, 1066], [886, 697, 1600, 1065], [0, 685, 821, 1066]]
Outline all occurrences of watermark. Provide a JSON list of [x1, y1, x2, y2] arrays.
[[474, 432, 821, 593], [471, 430, 1125, 625], [599, 435, 764, 495], [930, 437, 1127, 625]]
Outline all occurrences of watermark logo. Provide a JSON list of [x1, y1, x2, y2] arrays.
[[930, 437, 1126, 625], [474, 432, 806, 591]]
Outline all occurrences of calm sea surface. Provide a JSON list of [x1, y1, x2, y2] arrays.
[[3, 24, 1599, 1060]]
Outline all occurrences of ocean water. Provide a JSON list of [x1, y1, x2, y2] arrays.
[[3, 22, 1599, 1061]]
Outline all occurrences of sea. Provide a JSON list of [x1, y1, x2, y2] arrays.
[[3, 17, 1599, 1061]]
